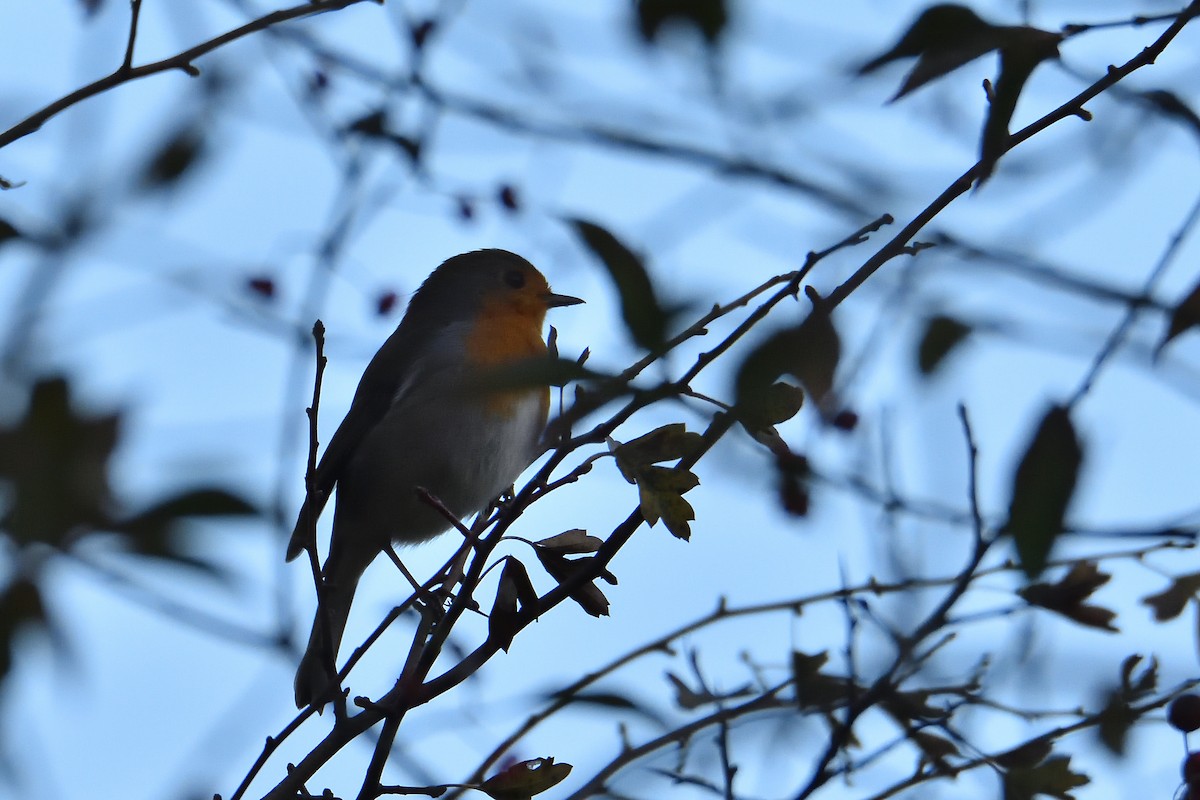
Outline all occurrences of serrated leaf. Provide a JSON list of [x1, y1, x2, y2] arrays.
[[1004, 405, 1083, 578], [1142, 572, 1200, 621], [917, 315, 971, 375], [611, 423, 704, 484], [636, 0, 727, 46], [571, 219, 670, 351], [1020, 562, 1116, 632], [635, 465, 698, 540], [481, 757, 572, 800], [1003, 754, 1089, 800]]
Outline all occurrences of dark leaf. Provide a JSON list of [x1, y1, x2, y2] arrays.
[[636, 0, 727, 46], [1142, 572, 1200, 621], [610, 423, 704, 483], [994, 738, 1052, 769], [376, 289, 399, 316], [477, 357, 598, 395], [665, 672, 752, 710], [1154, 277, 1200, 359], [490, 557, 536, 651], [1003, 754, 1089, 800], [858, 5, 1003, 99], [138, 126, 207, 190], [0, 577, 48, 680], [0, 378, 119, 548], [533, 549, 610, 617], [536, 529, 602, 554], [1094, 656, 1157, 756], [1020, 562, 1116, 632], [498, 184, 519, 211], [1141, 90, 1200, 140], [571, 219, 669, 351], [114, 488, 257, 573], [0, 218, 21, 247], [917, 315, 971, 375], [978, 28, 1061, 183], [481, 757, 572, 800], [1004, 405, 1083, 578], [913, 731, 960, 770], [735, 289, 841, 426]]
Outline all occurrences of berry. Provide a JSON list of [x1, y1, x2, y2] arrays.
[[1170, 694, 1200, 733]]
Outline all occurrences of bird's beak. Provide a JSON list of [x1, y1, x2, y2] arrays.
[[543, 291, 584, 308]]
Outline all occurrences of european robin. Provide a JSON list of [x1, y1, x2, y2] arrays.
[[287, 249, 582, 708]]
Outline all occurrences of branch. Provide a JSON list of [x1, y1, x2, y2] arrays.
[[0, 0, 378, 151]]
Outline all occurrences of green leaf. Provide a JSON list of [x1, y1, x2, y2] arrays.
[[1004, 405, 1083, 578], [636, 0, 727, 46], [1003, 754, 1089, 800], [571, 219, 670, 351], [481, 757, 572, 799], [0, 377, 119, 548], [610, 423, 704, 483], [917, 315, 971, 375], [635, 465, 699, 540]]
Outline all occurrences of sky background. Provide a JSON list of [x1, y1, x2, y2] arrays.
[[2, 1, 1200, 799]]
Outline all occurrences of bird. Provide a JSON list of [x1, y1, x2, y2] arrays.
[[287, 249, 582, 708]]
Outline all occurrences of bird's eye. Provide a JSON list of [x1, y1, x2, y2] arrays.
[[504, 269, 526, 289]]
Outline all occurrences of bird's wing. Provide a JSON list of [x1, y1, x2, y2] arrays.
[[286, 322, 421, 561]]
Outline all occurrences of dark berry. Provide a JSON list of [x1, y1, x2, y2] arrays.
[[1170, 694, 1200, 733]]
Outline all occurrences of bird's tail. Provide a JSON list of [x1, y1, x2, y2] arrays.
[[294, 575, 358, 709]]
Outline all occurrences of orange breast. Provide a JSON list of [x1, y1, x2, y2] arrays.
[[464, 300, 550, 417]]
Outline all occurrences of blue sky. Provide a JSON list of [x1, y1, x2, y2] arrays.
[[2, 1, 1200, 799]]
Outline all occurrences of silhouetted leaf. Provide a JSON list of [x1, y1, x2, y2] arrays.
[[917, 315, 971, 375], [1095, 656, 1157, 756], [571, 219, 669, 351], [536, 529, 602, 554], [545, 689, 667, 727], [481, 757, 572, 799], [533, 550, 610, 617], [735, 288, 840, 426], [1142, 572, 1200, 621], [477, 357, 599, 394], [490, 557, 536, 652], [610, 423, 704, 483], [859, 4, 1002, 100], [0, 578, 48, 680], [114, 488, 257, 573], [1004, 405, 1083, 578], [636, 0, 727, 46], [978, 28, 1061, 183], [1020, 562, 1116, 632], [1154, 277, 1200, 360], [0, 378, 119, 547], [138, 125, 207, 190], [0, 218, 20, 247], [1141, 89, 1200, 140], [1003, 754, 1089, 800]]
